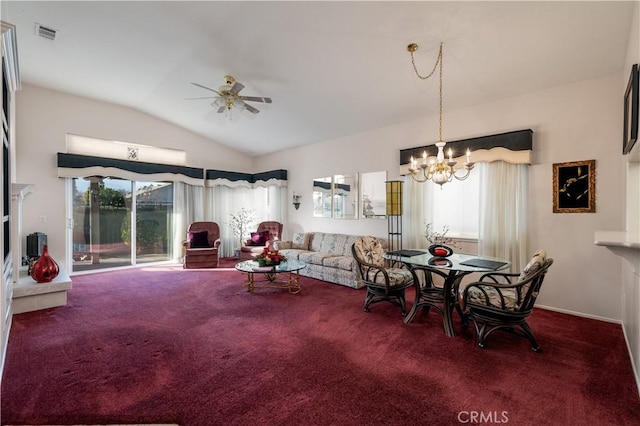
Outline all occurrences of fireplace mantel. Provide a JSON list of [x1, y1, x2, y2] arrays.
[[594, 231, 640, 274], [11, 183, 34, 283]]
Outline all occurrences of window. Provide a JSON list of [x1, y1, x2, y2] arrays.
[[427, 167, 480, 239]]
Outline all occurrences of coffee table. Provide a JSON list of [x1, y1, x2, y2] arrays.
[[235, 259, 307, 294]]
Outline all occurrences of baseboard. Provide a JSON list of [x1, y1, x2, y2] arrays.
[[535, 304, 621, 324], [621, 323, 640, 398], [536, 304, 640, 396]]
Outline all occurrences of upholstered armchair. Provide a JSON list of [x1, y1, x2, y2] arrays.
[[351, 236, 415, 316], [183, 222, 221, 269], [460, 250, 554, 351], [239, 221, 283, 260]]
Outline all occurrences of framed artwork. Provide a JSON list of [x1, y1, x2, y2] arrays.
[[623, 63, 638, 155], [552, 160, 596, 213]]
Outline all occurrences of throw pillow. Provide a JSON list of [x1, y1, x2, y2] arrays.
[[249, 231, 270, 246], [188, 230, 210, 248], [292, 233, 310, 250], [518, 249, 547, 282]]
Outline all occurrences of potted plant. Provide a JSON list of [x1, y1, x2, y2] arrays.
[[228, 208, 256, 257]]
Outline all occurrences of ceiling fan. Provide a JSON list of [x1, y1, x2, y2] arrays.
[[190, 75, 272, 114]]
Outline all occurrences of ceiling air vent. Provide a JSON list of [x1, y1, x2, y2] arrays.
[[35, 23, 57, 41]]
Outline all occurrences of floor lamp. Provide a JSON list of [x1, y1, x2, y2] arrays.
[[386, 180, 403, 255]]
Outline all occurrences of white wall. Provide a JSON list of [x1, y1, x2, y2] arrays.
[[621, 0, 640, 393], [259, 72, 626, 321], [14, 84, 252, 268]]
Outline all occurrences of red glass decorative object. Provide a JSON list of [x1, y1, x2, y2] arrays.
[[434, 248, 448, 256], [428, 244, 454, 258], [31, 244, 60, 283]]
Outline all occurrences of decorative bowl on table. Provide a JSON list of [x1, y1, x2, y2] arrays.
[[428, 244, 453, 258]]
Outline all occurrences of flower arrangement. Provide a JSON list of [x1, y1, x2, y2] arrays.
[[425, 223, 461, 249], [254, 246, 287, 267]]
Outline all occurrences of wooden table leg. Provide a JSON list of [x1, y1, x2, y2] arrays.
[[441, 271, 470, 337]]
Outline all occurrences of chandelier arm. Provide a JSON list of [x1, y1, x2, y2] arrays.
[[452, 167, 473, 181], [410, 171, 428, 183]]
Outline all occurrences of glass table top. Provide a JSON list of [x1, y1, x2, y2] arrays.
[[235, 259, 307, 274], [383, 250, 510, 272]]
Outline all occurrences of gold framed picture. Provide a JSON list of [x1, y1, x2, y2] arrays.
[[552, 160, 596, 213]]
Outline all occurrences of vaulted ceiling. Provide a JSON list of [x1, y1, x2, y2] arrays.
[[2, 1, 636, 155]]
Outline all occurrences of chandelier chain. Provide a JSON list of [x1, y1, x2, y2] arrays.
[[438, 44, 443, 142], [409, 42, 443, 142], [409, 42, 442, 80]]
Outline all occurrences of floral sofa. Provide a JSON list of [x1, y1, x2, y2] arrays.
[[278, 232, 385, 289]]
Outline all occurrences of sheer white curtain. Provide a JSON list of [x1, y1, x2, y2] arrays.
[[405, 162, 527, 270], [208, 185, 254, 257], [208, 184, 287, 257], [404, 176, 434, 249], [252, 184, 287, 227], [478, 162, 529, 271], [172, 183, 204, 261], [404, 169, 480, 249]]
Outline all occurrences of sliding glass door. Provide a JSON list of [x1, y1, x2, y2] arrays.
[[71, 177, 173, 272], [134, 181, 173, 264]]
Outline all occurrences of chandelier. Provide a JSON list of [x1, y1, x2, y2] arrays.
[[406, 42, 474, 186]]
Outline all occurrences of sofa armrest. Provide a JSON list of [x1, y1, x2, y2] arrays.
[[278, 241, 293, 249]]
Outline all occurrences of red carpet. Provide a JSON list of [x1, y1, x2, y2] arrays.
[[2, 259, 639, 425]]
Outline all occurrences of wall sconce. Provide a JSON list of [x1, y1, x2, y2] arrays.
[[292, 192, 302, 210]]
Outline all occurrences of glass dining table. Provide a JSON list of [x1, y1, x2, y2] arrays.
[[383, 250, 511, 337]]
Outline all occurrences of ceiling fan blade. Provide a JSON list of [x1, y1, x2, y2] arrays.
[[185, 96, 217, 100], [217, 106, 226, 113], [191, 82, 220, 94], [240, 96, 272, 104], [230, 81, 245, 95], [244, 104, 260, 114]]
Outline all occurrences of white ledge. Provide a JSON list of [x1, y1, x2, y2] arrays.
[[595, 231, 640, 249], [13, 266, 72, 313], [595, 231, 640, 274]]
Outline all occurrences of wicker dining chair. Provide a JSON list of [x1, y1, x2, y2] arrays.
[[460, 250, 553, 351], [351, 236, 415, 316]]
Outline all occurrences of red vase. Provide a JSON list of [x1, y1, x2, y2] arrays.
[[31, 244, 60, 283]]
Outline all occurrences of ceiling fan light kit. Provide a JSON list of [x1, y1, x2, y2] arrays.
[[191, 75, 272, 117]]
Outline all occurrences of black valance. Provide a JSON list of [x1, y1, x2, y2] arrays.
[[57, 153, 204, 185], [400, 129, 533, 170], [206, 169, 288, 188]]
